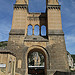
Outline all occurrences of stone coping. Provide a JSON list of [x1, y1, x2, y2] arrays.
[[24, 39, 49, 42], [24, 35, 48, 42], [48, 30, 64, 35], [9, 29, 25, 35], [0, 47, 16, 56]]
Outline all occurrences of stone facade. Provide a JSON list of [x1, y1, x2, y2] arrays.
[[0, 48, 16, 75], [7, 0, 70, 75]]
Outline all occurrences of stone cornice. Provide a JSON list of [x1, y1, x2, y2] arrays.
[[48, 30, 64, 35], [0, 49, 16, 56], [9, 29, 25, 35], [24, 39, 48, 42], [24, 35, 48, 42], [14, 4, 28, 9], [28, 16, 46, 19], [47, 5, 61, 9]]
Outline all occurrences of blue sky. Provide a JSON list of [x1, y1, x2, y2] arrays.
[[0, 0, 75, 54]]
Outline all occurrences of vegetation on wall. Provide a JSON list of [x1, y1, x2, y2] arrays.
[[0, 41, 8, 47]]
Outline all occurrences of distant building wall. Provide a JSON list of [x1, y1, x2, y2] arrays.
[[67, 52, 74, 69]]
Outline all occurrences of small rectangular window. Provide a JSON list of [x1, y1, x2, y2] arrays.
[[17, 60, 22, 68]]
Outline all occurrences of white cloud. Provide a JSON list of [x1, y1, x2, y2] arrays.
[[58, 0, 62, 5], [65, 35, 75, 43], [64, 35, 75, 54]]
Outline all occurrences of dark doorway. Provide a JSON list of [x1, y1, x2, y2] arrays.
[[28, 51, 45, 75]]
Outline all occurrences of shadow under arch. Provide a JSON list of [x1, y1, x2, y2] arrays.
[[25, 45, 50, 75]]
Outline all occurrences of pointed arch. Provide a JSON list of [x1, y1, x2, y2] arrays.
[[27, 25, 33, 35]]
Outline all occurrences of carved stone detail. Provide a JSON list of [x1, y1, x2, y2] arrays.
[[47, 5, 61, 9], [14, 4, 28, 9]]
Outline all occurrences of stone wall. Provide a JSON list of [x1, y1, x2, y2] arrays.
[[0, 52, 16, 75], [7, 0, 70, 75], [46, 34, 69, 74], [54, 71, 75, 75], [7, 34, 70, 75]]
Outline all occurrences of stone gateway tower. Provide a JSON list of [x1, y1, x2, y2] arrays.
[[7, 0, 69, 75]]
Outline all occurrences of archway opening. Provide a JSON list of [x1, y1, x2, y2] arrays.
[[27, 49, 47, 75]]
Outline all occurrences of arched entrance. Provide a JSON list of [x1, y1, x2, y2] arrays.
[[26, 46, 47, 75]]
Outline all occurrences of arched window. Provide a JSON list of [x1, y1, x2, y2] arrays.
[[34, 25, 39, 36], [41, 25, 46, 36], [27, 25, 33, 35]]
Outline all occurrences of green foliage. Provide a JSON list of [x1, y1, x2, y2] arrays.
[[0, 41, 8, 47], [71, 70, 75, 72], [1, 68, 6, 73], [71, 55, 75, 63]]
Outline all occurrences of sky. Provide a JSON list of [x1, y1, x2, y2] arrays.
[[0, 0, 75, 54]]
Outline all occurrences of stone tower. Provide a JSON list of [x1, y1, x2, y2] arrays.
[[7, 0, 70, 75]]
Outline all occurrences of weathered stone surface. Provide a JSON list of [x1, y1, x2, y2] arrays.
[[6, 0, 70, 75], [48, 30, 64, 35], [0, 49, 16, 75], [54, 71, 75, 75], [46, 35, 69, 72], [9, 29, 25, 35]]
